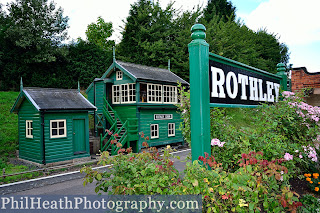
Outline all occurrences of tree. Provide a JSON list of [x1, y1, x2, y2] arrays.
[[203, 0, 236, 23], [86, 16, 114, 52], [117, 0, 176, 66], [0, 0, 69, 90]]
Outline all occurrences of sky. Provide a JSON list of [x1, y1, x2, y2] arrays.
[[1, 0, 319, 72]]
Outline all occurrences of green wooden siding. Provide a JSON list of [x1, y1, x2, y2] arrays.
[[87, 86, 94, 114], [139, 108, 183, 148], [43, 112, 89, 163], [18, 100, 42, 163], [95, 81, 105, 114], [110, 71, 134, 85], [113, 105, 137, 121]]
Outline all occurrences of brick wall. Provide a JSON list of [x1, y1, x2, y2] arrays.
[[291, 67, 320, 106], [291, 67, 320, 91]]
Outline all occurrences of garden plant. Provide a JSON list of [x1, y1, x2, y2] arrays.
[[82, 88, 320, 212]]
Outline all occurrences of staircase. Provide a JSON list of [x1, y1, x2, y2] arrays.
[[100, 97, 127, 155]]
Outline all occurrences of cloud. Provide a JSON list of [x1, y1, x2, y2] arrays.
[[244, 0, 320, 46]]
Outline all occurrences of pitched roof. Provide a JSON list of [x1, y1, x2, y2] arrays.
[[113, 61, 189, 85], [11, 87, 96, 112]]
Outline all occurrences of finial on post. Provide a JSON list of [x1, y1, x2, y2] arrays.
[[168, 59, 170, 71], [78, 81, 80, 92], [191, 24, 206, 41], [276, 63, 288, 91], [113, 46, 115, 62], [277, 63, 286, 73], [20, 77, 23, 91]]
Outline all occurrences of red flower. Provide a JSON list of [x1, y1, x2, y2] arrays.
[[108, 131, 113, 136], [198, 156, 205, 161], [241, 153, 248, 159], [145, 136, 149, 141], [222, 194, 230, 200], [168, 160, 174, 166], [204, 152, 209, 158], [114, 133, 119, 137], [116, 142, 122, 148], [126, 147, 132, 153]]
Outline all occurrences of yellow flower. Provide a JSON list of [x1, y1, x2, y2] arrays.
[[166, 145, 171, 149], [209, 188, 214, 192], [204, 178, 208, 183], [315, 187, 319, 192], [239, 199, 248, 207]]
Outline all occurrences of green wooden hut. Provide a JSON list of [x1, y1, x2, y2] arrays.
[[11, 84, 96, 165], [86, 59, 189, 154]]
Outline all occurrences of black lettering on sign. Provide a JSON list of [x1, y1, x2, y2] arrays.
[[154, 114, 173, 120], [209, 59, 281, 105]]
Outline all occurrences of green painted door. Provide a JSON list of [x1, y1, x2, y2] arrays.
[[73, 119, 86, 154]]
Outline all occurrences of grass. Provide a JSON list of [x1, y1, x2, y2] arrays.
[[0, 91, 19, 159]]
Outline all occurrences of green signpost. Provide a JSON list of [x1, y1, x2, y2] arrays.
[[188, 24, 288, 161]]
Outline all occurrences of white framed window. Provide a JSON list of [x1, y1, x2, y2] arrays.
[[163, 85, 177, 104], [147, 84, 162, 103], [150, 124, 159, 139], [112, 85, 120, 104], [116, 71, 123, 80], [26, 120, 33, 138], [168, 123, 175, 137], [121, 84, 128, 103], [50, 119, 66, 138], [128, 83, 136, 102], [112, 84, 136, 104]]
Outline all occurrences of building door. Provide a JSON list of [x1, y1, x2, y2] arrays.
[[73, 119, 86, 154]]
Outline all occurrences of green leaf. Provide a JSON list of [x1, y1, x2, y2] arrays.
[[249, 203, 254, 210], [96, 173, 102, 181]]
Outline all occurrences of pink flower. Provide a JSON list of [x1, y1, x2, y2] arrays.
[[284, 153, 293, 161], [218, 142, 226, 147], [211, 138, 220, 146], [299, 155, 303, 158]]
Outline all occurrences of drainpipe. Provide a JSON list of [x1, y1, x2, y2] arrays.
[[41, 111, 46, 165]]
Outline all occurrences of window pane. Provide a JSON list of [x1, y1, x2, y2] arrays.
[[52, 122, 57, 128], [30, 122, 33, 128], [52, 129, 57, 136], [59, 121, 64, 127], [59, 129, 64, 135]]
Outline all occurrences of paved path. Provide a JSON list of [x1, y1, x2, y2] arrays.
[[0, 149, 191, 195]]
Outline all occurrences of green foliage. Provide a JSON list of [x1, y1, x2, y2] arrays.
[[0, 91, 19, 158], [298, 194, 320, 213], [81, 137, 180, 195], [66, 39, 112, 88], [86, 16, 114, 51], [0, 163, 41, 184], [0, 0, 69, 90], [203, 0, 236, 23], [117, 0, 289, 83], [82, 138, 303, 212], [177, 88, 320, 176]]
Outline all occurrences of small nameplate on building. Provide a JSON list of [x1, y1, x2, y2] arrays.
[[154, 114, 173, 120]]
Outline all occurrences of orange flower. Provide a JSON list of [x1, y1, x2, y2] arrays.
[[315, 187, 319, 192], [306, 178, 311, 182], [318, 182, 320, 184], [310, 181, 314, 184], [305, 174, 312, 177], [313, 173, 319, 179]]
